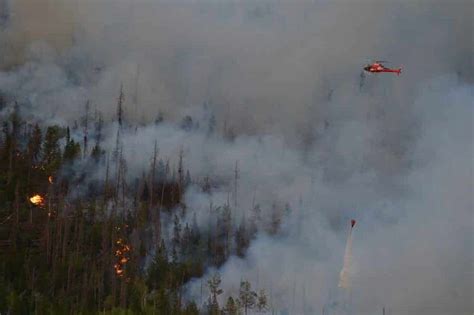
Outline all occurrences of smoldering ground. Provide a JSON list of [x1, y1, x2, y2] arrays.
[[0, 1, 472, 314]]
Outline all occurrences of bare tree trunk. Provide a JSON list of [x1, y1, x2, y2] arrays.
[[104, 154, 110, 205], [156, 182, 165, 243], [110, 220, 117, 308], [62, 218, 70, 264], [45, 215, 51, 265], [30, 267, 36, 291], [80, 267, 88, 310], [121, 160, 126, 214], [150, 141, 157, 208], [66, 252, 73, 294], [11, 182, 20, 254], [76, 215, 84, 259], [115, 150, 121, 209], [98, 261, 104, 311], [51, 218, 63, 291], [150, 141, 160, 243], [119, 277, 127, 309], [7, 138, 14, 185], [234, 160, 239, 208], [83, 100, 90, 158]]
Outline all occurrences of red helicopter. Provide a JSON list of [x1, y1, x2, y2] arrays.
[[363, 61, 401, 75]]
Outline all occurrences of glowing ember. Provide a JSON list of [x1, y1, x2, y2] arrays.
[[48, 176, 53, 184], [114, 237, 131, 277], [29, 194, 44, 206]]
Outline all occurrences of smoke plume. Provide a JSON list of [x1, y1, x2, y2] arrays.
[[0, 1, 472, 314]]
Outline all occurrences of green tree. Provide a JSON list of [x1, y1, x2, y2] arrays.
[[42, 126, 62, 173], [63, 128, 81, 162], [183, 301, 199, 315], [27, 124, 42, 163], [256, 289, 268, 313], [238, 280, 257, 315], [172, 214, 182, 263], [147, 241, 169, 290], [91, 143, 105, 162], [235, 215, 249, 257], [207, 273, 223, 315], [224, 296, 239, 315]]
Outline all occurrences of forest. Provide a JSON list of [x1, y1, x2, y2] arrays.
[[0, 94, 274, 314], [1, 1, 472, 315]]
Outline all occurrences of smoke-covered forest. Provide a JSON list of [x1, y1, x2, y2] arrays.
[[0, 1, 472, 314], [0, 96, 273, 313]]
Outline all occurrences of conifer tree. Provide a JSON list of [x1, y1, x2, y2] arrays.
[[27, 123, 42, 163], [238, 280, 257, 315], [235, 215, 249, 257], [207, 273, 223, 315], [42, 126, 62, 173], [256, 289, 268, 313], [224, 296, 239, 315], [63, 128, 81, 162], [172, 214, 182, 263]]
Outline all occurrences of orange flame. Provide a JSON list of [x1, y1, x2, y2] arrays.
[[29, 194, 44, 206], [114, 237, 131, 277]]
